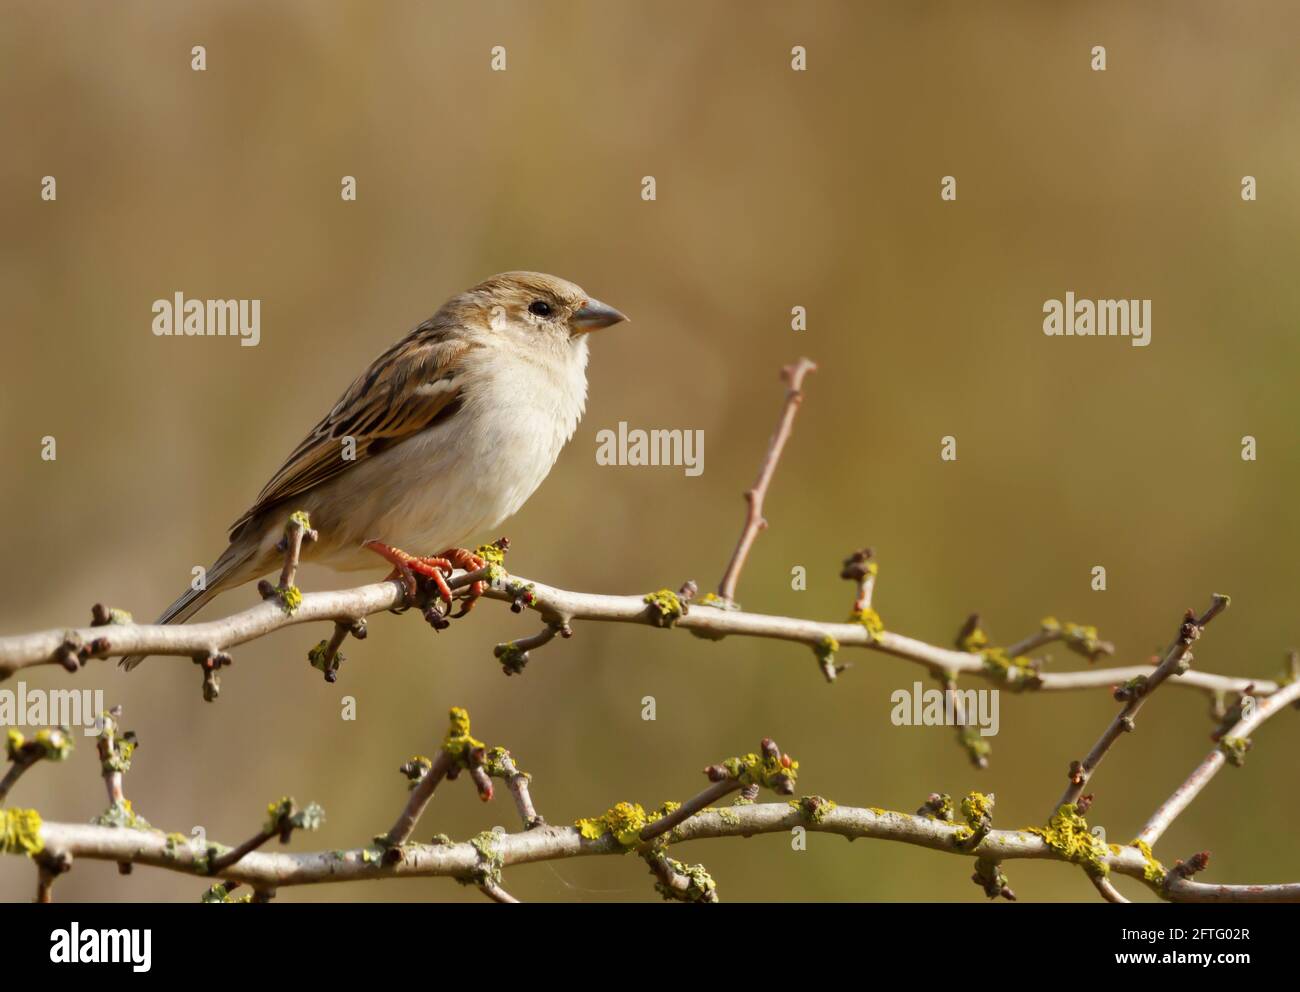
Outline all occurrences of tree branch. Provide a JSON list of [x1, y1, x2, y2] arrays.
[[1, 358, 1295, 904], [1054, 595, 1230, 812], [715, 357, 816, 606], [0, 570, 1278, 704], [1137, 676, 1300, 848], [13, 800, 1296, 903]]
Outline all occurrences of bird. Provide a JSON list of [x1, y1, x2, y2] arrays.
[[121, 271, 627, 669]]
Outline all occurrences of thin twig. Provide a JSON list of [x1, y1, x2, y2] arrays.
[[1137, 676, 1300, 847], [716, 357, 817, 605], [478, 880, 519, 903], [0, 757, 38, 805], [383, 751, 454, 848], [208, 831, 276, 875], [1054, 595, 1230, 812], [491, 750, 544, 829], [639, 780, 738, 843], [1092, 875, 1130, 904]]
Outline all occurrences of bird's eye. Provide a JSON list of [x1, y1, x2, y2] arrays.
[[528, 300, 553, 318]]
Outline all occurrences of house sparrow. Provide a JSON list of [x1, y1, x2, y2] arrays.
[[122, 271, 627, 669]]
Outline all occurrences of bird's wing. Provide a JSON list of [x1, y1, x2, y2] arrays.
[[228, 323, 475, 540]]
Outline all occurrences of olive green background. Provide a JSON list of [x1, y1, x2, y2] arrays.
[[2, 0, 1298, 902]]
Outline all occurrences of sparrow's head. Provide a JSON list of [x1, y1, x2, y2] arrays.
[[458, 271, 628, 344]]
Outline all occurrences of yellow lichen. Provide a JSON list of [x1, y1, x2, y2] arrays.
[[1028, 804, 1110, 878], [575, 801, 649, 848], [643, 589, 686, 627], [0, 808, 44, 856], [442, 706, 484, 760], [849, 608, 885, 637], [1131, 838, 1167, 884]]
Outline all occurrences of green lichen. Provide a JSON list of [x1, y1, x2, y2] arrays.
[[972, 857, 1014, 899], [959, 726, 993, 767], [1060, 621, 1105, 659], [790, 795, 837, 824], [1028, 804, 1110, 878], [715, 807, 741, 827], [0, 808, 44, 856], [264, 797, 325, 834], [695, 591, 736, 610], [400, 755, 432, 789], [720, 750, 798, 791], [814, 635, 839, 681], [469, 830, 506, 886], [493, 641, 529, 675], [1219, 737, 1252, 767], [483, 746, 526, 780], [961, 792, 994, 826], [92, 798, 151, 831], [981, 648, 1040, 689], [958, 625, 989, 653], [200, 882, 251, 903], [103, 607, 134, 625], [96, 713, 137, 776], [163, 833, 191, 860], [193, 842, 227, 875], [920, 794, 955, 821], [307, 639, 343, 676], [1115, 675, 1149, 701], [849, 607, 885, 637], [1131, 839, 1167, 884], [504, 580, 537, 609], [644, 588, 686, 627], [6, 727, 73, 763], [652, 855, 717, 903]]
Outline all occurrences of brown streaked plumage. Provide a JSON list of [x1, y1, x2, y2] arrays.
[[122, 272, 627, 669]]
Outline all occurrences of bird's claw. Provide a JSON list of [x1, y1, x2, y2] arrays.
[[362, 541, 489, 620], [439, 547, 489, 618]]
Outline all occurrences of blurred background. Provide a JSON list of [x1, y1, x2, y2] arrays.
[[2, 0, 1299, 902]]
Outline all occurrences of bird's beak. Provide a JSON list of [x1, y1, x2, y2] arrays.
[[572, 297, 628, 333]]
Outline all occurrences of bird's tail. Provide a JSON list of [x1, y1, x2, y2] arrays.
[[120, 541, 258, 671]]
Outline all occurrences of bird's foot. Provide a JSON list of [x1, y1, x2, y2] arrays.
[[363, 540, 455, 610], [437, 547, 490, 618], [362, 541, 494, 622]]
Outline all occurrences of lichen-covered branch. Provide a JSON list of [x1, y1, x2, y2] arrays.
[[1, 359, 1296, 904], [0, 561, 1282, 704], [4, 703, 1297, 903], [8, 799, 1296, 903]]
